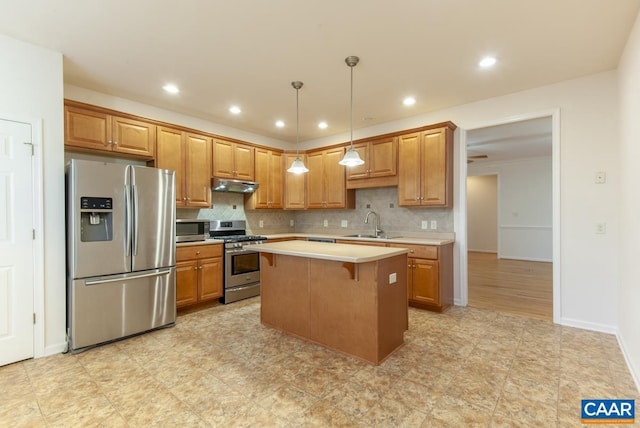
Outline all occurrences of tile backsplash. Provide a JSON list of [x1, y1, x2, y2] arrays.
[[181, 187, 453, 238]]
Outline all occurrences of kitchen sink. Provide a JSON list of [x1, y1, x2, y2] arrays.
[[342, 234, 387, 239]]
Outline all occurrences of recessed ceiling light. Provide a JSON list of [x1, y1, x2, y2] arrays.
[[162, 84, 179, 94], [403, 97, 416, 106], [229, 106, 241, 114], [318, 121, 328, 129], [275, 120, 285, 128], [479, 57, 497, 68]]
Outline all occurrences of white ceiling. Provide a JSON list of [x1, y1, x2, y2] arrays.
[[1, 0, 639, 144], [467, 117, 552, 164]]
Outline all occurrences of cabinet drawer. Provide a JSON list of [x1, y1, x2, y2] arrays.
[[176, 244, 222, 261], [389, 243, 438, 260]]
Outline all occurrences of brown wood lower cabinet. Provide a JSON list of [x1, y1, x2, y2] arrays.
[[176, 244, 223, 309], [389, 242, 453, 312]]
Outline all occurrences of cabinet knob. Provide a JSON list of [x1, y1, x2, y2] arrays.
[[183, 197, 187, 201], [187, 197, 191, 201], [409, 249, 414, 253], [113, 141, 118, 145], [196, 251, 200, 255], [415, 197, 420, 201], [194, 266, 198, 270]]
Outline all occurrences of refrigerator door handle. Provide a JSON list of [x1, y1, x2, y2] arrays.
[[125, 184, 132, 257], [132, 184, 139, 256], [85, 269, 173, 286]]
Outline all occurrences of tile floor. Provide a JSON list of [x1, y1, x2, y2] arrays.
[[1, 298, 638, 427]]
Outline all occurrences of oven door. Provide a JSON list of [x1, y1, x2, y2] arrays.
[[225, 248, 261, 288]]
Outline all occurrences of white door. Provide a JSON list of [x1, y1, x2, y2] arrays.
[[0, 119, 34, 366]]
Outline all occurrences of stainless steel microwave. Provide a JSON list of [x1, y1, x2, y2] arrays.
[[176, 219, 210, 242]]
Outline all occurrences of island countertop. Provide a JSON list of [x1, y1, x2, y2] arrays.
[[251, 240, 410, 263]]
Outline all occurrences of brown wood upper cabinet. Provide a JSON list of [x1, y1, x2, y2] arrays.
[[246, 148, 283, 209], [156, 126, 212, 208], [397, 125, 454, 207], [346, 136, 398, 189], [283, 153, 307, 210], [212, 138, 255, 181], [306, 147, 355, 209], [64, 103, 156, 158]]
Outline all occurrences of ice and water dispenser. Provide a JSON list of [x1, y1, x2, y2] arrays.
[[79, 197, 113, 242]]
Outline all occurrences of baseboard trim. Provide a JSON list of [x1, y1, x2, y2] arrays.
[[558, 316, 617, 334], [498, 255, 553, 263], [38, 341, 68, 358], [616, 332, 640, 394]]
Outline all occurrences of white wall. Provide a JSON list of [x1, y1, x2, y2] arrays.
[[466, 175, 498, 253], [64, 85, 290, 150], [617, 10, 640, 390], [0, 34, 65, 356], [469, 158, 552, 261], [307, 72, 620, 332]]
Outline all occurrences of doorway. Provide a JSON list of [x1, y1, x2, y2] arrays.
[[464, 116, 554, 321]]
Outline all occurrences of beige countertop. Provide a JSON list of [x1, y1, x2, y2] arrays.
[[176, 238, 224, 247], [263, 233, 454, 246], [251, 240, 410, 263]]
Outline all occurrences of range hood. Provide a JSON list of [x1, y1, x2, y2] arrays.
[[212, 177, 259, 193]]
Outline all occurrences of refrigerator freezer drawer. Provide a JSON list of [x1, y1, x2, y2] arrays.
[[68, 268, 176, 352]]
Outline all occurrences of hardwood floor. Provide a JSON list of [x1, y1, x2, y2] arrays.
[[467, 251, 553, 321]]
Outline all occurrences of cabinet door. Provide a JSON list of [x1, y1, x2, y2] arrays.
[[369, 137, 397, 178], [233, 143, 255, 181], [212, 139, 235, 178], [421, 128, 449, 206], [268, 151, 283, 208], [185, 133, 212, 207], [199, 257, 223, 301], [412, 258, 439, 305], [64, 105, 111, 151], [397, 133, 422, 206], [284, 154, 306, 209], [112, 116, 155, 157], [251, 148, 271, 209], [323, 147, 347, 208], [176, 260, 198, 308], [156, 127, 185, 207], [306, 151, 326, 208], [345, 143, 369, 180]]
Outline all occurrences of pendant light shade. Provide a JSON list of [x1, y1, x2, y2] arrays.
[[339, 55, 365, 167], [287, 81, 309, 174]]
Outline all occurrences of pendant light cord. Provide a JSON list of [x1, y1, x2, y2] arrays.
[[296, 85, 300, 156], [349, 64, 354, 148]]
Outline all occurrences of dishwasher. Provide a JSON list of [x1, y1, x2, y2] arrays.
[[307, 237, 336, 243]]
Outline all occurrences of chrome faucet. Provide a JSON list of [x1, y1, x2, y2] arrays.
[[364, 211, 384, 237]]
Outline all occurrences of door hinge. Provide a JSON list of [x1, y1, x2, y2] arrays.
[[23, 141, 34, 155], [33, 229, 36, 240], [33, 313, 36, 324]]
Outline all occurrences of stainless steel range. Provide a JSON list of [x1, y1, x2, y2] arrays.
[[209, 220, 266, 303]]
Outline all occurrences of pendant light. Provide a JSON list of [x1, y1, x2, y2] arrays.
[[339, 55, 365, 167], [287, 81, 309, 174]]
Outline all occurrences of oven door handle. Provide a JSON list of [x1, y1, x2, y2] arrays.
[[225, 248, 256, 255]]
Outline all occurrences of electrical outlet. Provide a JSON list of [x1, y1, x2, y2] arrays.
[[430, 220, 437, 230], [389, 272, 397, 284], [290, 219, 294, 227], [595, 222, 606, 234], [421, 220, 428, 229], [341, 220, 348, 228], [259, 220, 264, 228], [323, 219, 328, 227]]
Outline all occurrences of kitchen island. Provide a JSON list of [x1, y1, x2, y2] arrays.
[[252, 240, 409, 365]]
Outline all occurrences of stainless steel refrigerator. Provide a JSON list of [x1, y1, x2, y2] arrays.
[[66, 159, 176, 352]]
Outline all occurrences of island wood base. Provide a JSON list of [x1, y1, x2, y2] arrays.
[[260, 252, 408, 365]]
